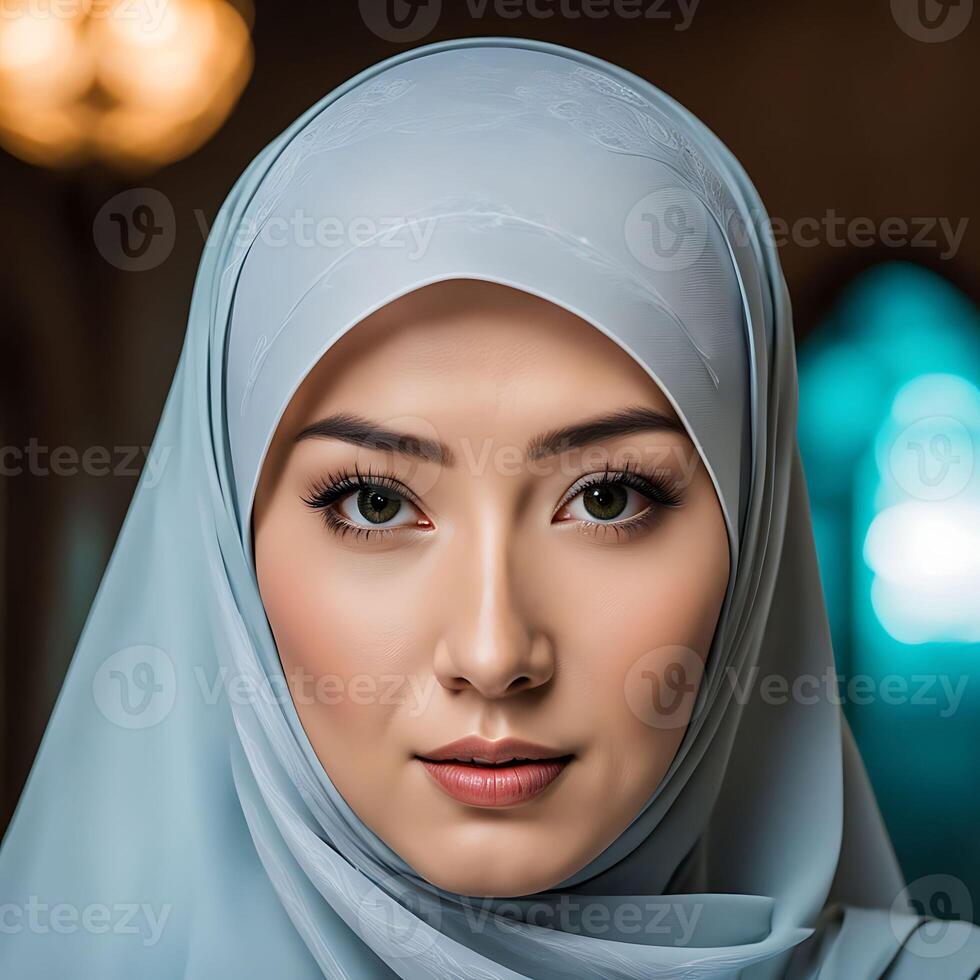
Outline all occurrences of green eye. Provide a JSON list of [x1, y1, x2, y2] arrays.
[[355, 489, 402, 524], [581, 483, 629, 521], [303, 469, 433, 540], [555, 468, 680, 529]]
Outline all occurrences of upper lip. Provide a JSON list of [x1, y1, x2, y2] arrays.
[[416, 735, 571, 765]]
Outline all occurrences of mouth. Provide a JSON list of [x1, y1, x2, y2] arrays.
[[415, 736, 574, 808]]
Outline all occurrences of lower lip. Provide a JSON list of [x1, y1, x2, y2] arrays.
[[418, 757, 572, 807]]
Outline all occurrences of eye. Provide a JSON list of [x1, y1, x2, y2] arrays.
[[302, 466, 433, 540], [551, 462, 683, 534], [558, 481, 652, 524], [336, 485, 424, 529]]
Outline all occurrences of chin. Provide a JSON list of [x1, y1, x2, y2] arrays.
[[411, 834, 584, 898]]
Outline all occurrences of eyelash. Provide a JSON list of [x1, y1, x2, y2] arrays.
[[552, 459, 683, 542], [301, 459, 683, 543], [301, 463, 423, 543]]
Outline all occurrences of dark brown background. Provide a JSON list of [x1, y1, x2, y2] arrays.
[[1, 0, 977, 840]]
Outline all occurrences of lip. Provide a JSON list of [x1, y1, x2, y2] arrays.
[[416, 736, 574, 808]]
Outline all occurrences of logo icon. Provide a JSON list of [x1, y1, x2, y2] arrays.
[[891, 874, 974, 958], [354, 868, 444, 959], [888, 415, 973, 501], [93, 189, 176, 271], [625, 645, 705, 730], [359, 0, 442, 42], [891, 0, 973, 41], [625, 189, 710, 273], [93, 645, 176, 729]]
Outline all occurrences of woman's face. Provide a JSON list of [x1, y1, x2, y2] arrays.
[[253, 279, 729, 897]]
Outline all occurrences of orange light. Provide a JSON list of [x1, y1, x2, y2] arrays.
[[0, 0, 253, 169]]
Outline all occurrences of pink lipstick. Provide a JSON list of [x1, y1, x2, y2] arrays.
[[416, 736, 573, 807]]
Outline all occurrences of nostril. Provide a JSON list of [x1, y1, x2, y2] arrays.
[[433, 634, 556, 698], [446, 673, 534, 697]]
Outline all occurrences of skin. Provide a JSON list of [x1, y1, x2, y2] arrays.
[[253, 278, 730, 898]]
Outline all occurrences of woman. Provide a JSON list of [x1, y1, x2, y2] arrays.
[[1, 37, 976, 979]]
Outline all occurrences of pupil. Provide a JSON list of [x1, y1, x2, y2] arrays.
[[358, 489, 401, 524], [583, 482, 628, 521]]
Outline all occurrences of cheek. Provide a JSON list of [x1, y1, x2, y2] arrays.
[[546, 513, 726, 787], [556, 526, 725, 680], [254, 509, 428, 733]]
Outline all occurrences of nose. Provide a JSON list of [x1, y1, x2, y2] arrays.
[[433, 525, 555, 700]]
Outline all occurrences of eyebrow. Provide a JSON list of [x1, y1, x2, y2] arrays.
[[525, 405, 687, 461], [294, 405, 687, 465], [294, 412, 454, 464]]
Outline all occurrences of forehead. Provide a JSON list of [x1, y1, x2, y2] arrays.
[[278, 279, 677, 431]]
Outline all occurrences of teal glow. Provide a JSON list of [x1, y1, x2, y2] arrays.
[[839, 263, 980, 377], [799, 263, 980, 658], [873, 374, 979, 509], [797, 343, 887, 483], [863, 500, 980, 644], [890, 373, 980, 428], [866, 375, 980, 644], [809, 503, 847, 656], [798, 262, 980, 910]]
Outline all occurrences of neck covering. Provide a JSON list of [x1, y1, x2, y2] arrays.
[[1, 37, 930, 980]]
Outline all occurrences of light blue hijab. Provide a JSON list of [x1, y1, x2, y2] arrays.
[[2, 37, 978, 979]]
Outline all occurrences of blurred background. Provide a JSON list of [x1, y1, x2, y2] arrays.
[[0, 0, 977, 923]]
